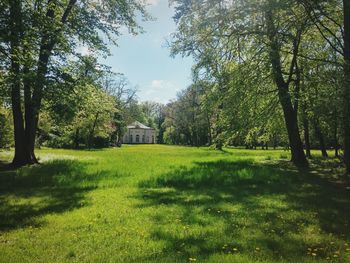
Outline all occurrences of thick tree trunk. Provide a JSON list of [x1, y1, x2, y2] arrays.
[[23, 64, 39, 164], [10, 65, 28, 166], [343, 0, 350, 174], [280, 98, 308, 166], [23, 44, 52, 164], [9, 0, 34, 166], [25, 6, 57, 159], [300, 66, 311, 159], [265, 8, 308, 168]]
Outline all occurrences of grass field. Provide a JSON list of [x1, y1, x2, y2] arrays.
[[0, 145, 349, 262]]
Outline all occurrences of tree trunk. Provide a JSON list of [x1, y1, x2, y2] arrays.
[[303, 117, 312, 158], [333, 110, 339, 158], [9, 0, 33, 166], [24, 41, 53, 164], [273, 132, 278, 149], [23, 64, 39, 164], [302, 105, 312, 158], [265, 8, 308, 168], [10, 62, 28, 166], [281, 100, 308, 166], [88, 113, 99, 149], [343, 0, 350, 174], [74, 128, 80, 149], [27, 0, 62, 161], [214, 110, 223, 150], [313, 119, 328, 158], [299, 63, 311, 159], [206, 111, 212, 145]]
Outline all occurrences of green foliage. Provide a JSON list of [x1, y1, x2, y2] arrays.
[[139, 101, 166, 143], [0, 106, 13, 148], [71, 84, 117, 144], [162, 83, 211, 146], [167, 0, 345, 160], [41, 82, 117, 148]]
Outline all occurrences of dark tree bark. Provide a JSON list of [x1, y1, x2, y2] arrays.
[[272, 132, 278, 149], [302, 109, 312, 158], [9, 0, 32, 166], [265, 8, 308, 168], [214, 108, 223, 150], [300, 79, 311, 159], [23, 64, 38, 164], [333, 110, 339, 158], [299, 60, 312, 159], [24, 0, 59, 164], [74, 128, 80, 149], [343, 0, 350, 174], [313, 118, 328, 158], [206, 112, 212, 145], [88, 113, 100, 149]]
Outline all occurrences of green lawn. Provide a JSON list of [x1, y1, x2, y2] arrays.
[[0, 145, 349, 262]]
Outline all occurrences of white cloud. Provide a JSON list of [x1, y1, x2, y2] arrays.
[[140, 79, 181, 103], [146, 80, 176, 94], [145, 0, 160, 6], [151, 79, 166, 89]]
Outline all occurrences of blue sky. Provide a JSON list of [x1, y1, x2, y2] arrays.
[[100, 0, 194, 103]]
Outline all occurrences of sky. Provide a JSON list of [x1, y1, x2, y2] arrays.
[[100, 0, 194, 104]]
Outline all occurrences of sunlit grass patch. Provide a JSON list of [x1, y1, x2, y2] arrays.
[[0, 146, 349, 262]]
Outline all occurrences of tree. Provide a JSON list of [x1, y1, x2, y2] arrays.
[[264, 2, 308, 167], [170, 0, 310, 167], [300, 0, 350, 172], [343, 0, 350, 174], [71, 84, 116, 149], [0, 104, 13, 148], [1, 0, 148, 166], [161, 84, 211, 146]]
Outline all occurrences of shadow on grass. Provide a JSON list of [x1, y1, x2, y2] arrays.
[[0, 159, 104, 231], [137, 159, 350, 261], [0, 159, 13, 173]]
